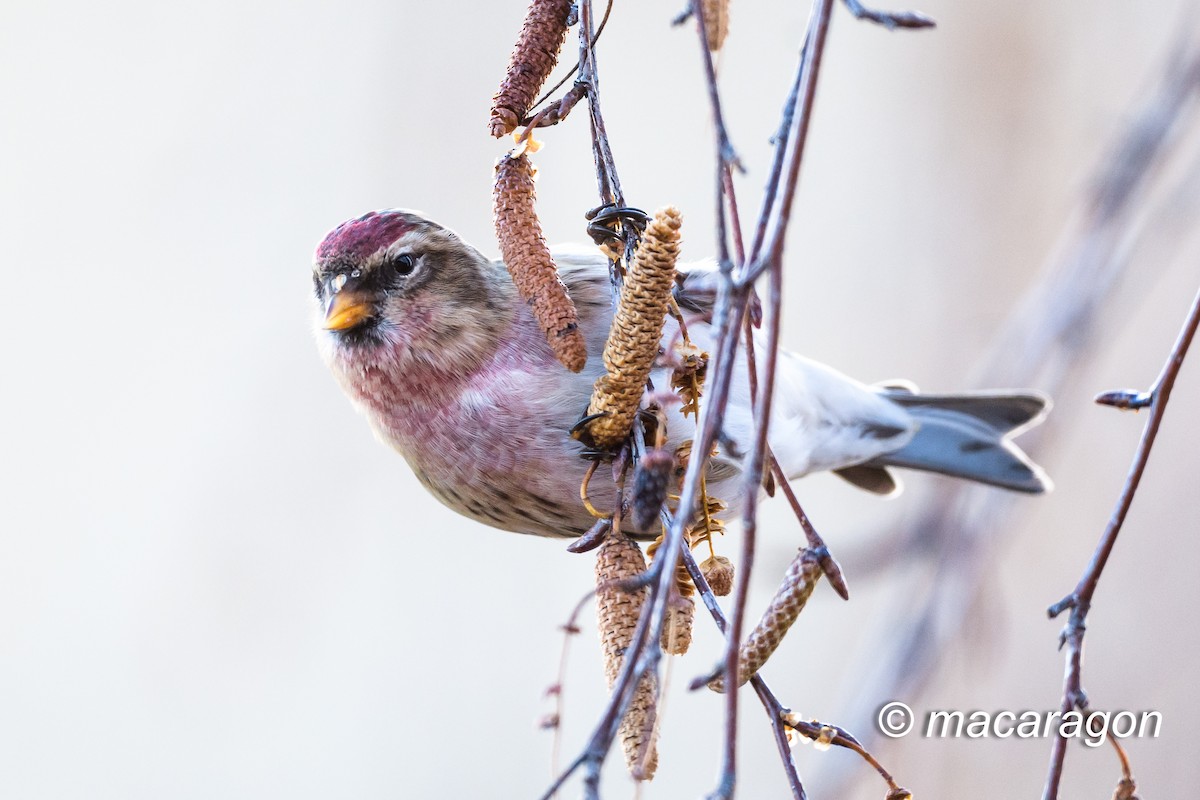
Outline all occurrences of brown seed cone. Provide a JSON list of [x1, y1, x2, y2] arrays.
[[701, 0, 730, 51], [700, 554, 735, 597], [708, 548, 822, 693], [631, 448, 674, 531], [493, 152, 588, 372], [644, 533, 695, 657], [661, 591, 695, 656], [585, 207, 683, 447], [489, 0, 574, 137], [621, 670, 659, 780], [595, 533, 659, 779]]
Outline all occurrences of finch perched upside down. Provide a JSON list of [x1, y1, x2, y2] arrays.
[[312, 209, 1050, 539]]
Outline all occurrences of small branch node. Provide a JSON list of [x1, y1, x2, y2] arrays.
[[1094, 388, 1154, 410], [567, 517, 613, 553], [1046, 594, 1076, 619], [840, 0, 936, 30]]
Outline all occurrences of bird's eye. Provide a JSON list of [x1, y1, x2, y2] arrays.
[[392, 254, 417, 277]]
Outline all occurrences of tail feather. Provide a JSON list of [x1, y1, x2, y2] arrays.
[[833, 464, 900, 496], [870, 391, 1052, 493]]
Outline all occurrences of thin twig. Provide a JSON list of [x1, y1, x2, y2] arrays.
[[769, 457, 850, 599], [730, 69, 849, 598], [749, 58, 804, 262], [711, 210, 788, 800], [705, 6, 838, 788], [682, 547, 906, 797], [743, 0, 835, 286], [545, 587, 601, 777], [538, 9, 677, 792], [526, 0, 614, 117], [578, 0, 621, 208], [744, 318, 849, 598], [840, 0, 935, 30], [683, 0, 857, 795], [691, 0, 743, 177], [1041, 285, 1200, 799], [682, 547, 807, 799], [688, 0, 742, 276], [684, 2, 765, 794], [782, 716, 904, 792]]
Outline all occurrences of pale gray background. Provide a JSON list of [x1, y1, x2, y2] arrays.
[[2, 0, 1199, 798]]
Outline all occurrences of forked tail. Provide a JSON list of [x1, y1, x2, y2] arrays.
[[867, 389, 1052, 493]]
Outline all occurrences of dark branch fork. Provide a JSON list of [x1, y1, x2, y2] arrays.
[[1040, 285, 1200, 800]]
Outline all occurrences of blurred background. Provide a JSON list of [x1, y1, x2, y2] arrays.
[[2, 0, 1199, 797]]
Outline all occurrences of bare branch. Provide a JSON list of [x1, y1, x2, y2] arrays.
[[743, 0, 835, 285], [1041, 285, 1199, 799], [682, 547, 808, 799]]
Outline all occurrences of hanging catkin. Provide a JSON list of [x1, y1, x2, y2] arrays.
[[661, 588, 695, 656], [584, 207, 683, 447], [701, 0, 730, 51], [708, 548, 822, 692], [489, 0, 574, 137], [493, 152, 588, 372], [645, 532, 697, 657], [595, 533, 659, 780]]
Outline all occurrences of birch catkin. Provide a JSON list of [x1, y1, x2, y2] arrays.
[[595, 533, 659, 780], [489, 0, 574, 137], [585, 207, 683, 447], [662, 590, 695, 657], [702, 0, 730, 52], [644, 531, 697, 657], [708, 548, 822, 693], [493, 152, 588, 372]]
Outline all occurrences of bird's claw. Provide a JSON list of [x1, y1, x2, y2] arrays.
[[585, 204, 650, 249]]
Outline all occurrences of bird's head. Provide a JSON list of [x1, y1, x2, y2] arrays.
[[312, 210, 514, 372]]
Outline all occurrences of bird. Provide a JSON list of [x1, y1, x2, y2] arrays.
[[312, 209, 1051, 540]]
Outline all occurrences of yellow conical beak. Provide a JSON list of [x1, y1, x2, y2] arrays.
[[323, 291, 376, 331]]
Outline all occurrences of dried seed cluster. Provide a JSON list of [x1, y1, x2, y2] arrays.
[[595, 533, 659, 779], [489, 0, 574, 137], [584, 207, 683, 447], [673, 440, 728, 554], [700, 554, 734, 597], [670, 340, 709, 418], [708, 548, 822, 693], [702, 0, 730, 51], [493, 152, 588, 372]]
